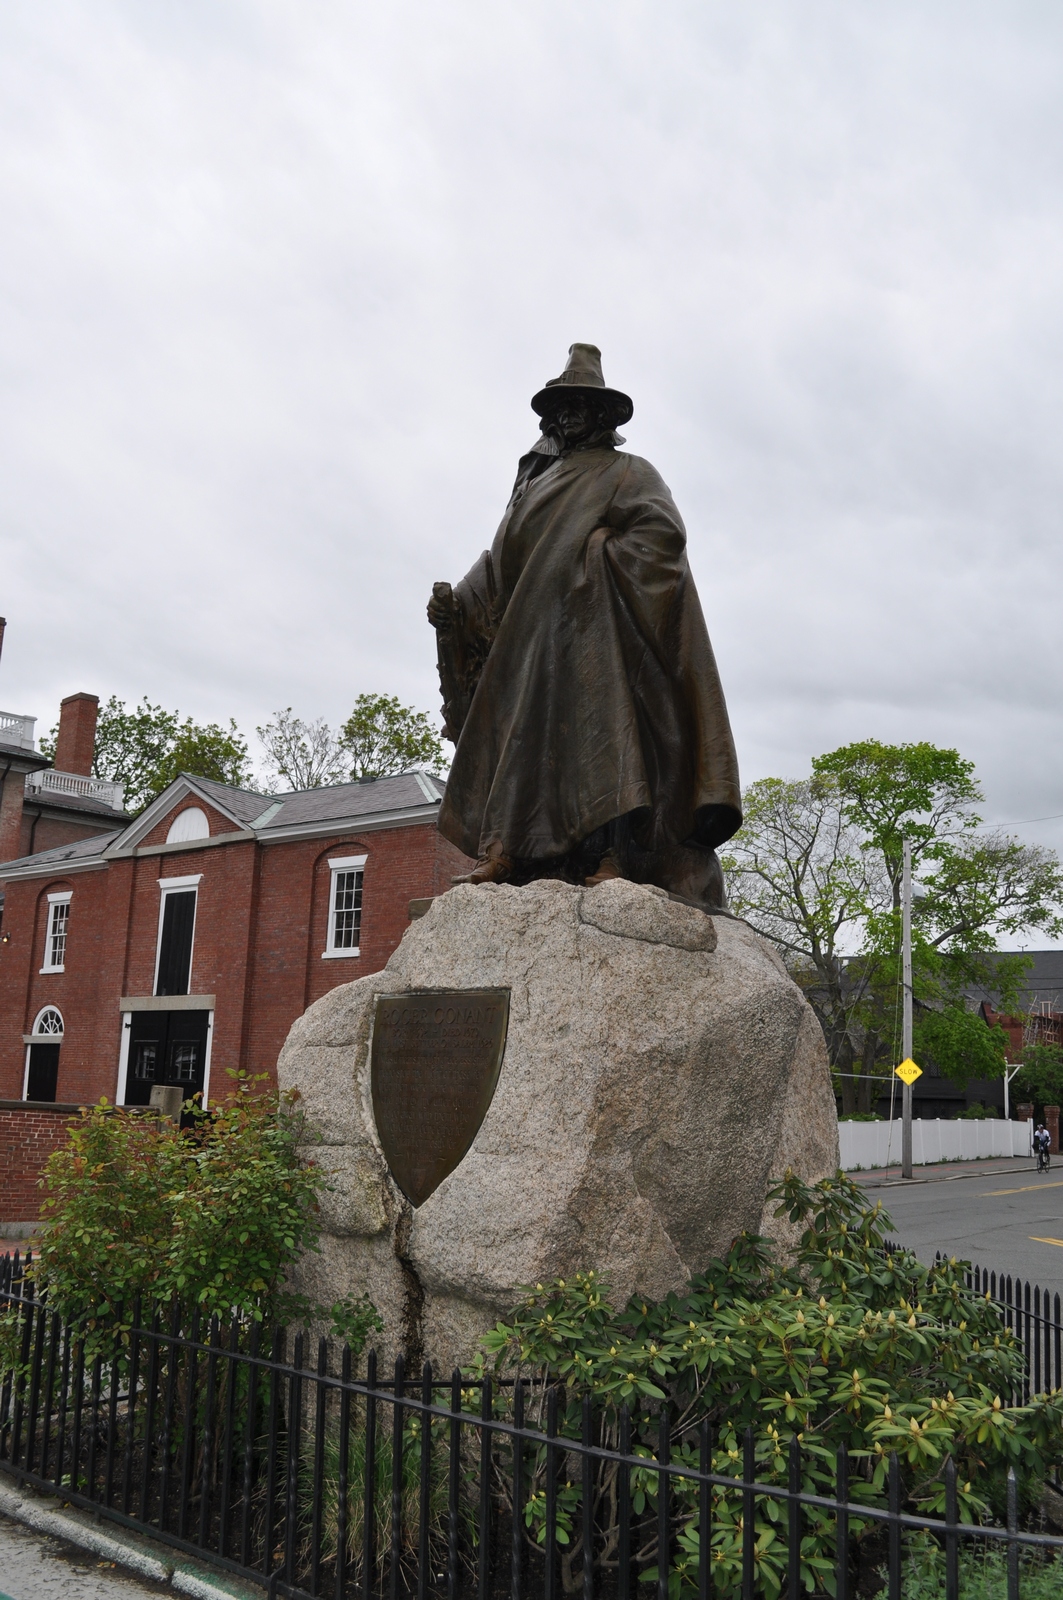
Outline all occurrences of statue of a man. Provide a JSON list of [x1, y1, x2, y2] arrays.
[[428, 344, 742, 910]]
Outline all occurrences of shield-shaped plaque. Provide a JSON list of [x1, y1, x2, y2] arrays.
[[370, 989, 510, 1207]]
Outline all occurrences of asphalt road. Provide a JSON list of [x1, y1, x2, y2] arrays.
[[859, 1161, 1063, 1300], [0, 1513, 167, 1599]]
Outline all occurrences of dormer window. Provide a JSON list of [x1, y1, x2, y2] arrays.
[[41, 892, 72, 973]]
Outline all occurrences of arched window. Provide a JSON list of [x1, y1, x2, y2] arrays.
[[166, 807, 210, 843], [32, 1006, 64, 1036]]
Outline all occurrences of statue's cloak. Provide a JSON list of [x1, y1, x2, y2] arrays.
[[437, 445, 741, 893]]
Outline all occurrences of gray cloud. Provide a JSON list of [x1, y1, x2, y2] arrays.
[[2, 1, 1063, 899]]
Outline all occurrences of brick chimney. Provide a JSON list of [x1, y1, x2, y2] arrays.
[[54, 693, 99, 776]]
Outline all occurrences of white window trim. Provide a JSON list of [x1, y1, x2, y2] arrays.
[[153, 878, 201, 996], [23, 1008, 64, 1099], [322, 853, 367, 959], [40, 891, 72, 974], [116, 1013, 133, 1105], [30, 1005, 64, 1037], [201, 1011, 215, 1108]]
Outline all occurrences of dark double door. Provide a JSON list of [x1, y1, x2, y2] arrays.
[[124, 1010, 210, 1108]]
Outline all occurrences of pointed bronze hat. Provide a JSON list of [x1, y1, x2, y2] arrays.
[[531, 343, 634, 425]]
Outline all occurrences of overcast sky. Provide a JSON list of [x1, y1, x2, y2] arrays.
[[2, 2, 1062, 905]]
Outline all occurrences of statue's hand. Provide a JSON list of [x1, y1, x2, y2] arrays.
[[428, 581, 460, 634]]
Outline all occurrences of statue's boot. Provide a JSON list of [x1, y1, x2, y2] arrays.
[[452, 844, 513, 885], [584, 852, 623, 887]]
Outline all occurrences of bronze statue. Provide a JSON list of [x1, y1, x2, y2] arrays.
[[428, 344, 741, 911]]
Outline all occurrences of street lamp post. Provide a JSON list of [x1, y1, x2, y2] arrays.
[[901, 839, 913, 1181]]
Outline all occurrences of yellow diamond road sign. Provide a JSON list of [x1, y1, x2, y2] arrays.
[[895, 1058, 922, 1085]]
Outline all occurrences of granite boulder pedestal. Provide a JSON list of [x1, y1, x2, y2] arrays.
[[277, 878, 839, 1370]]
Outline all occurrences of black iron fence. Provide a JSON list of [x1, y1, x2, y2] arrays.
[[3, 1251, 1063, 1599], [885, 1241, 1063, 1403], [961, 1261, 1062, 1403]]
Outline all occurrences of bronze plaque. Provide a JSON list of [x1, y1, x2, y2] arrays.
[[370, 989, 510, 1207]]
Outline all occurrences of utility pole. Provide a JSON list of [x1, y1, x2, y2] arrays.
[[901, 838, 913, 1180]]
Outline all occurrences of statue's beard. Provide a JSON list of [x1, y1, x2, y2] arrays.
[[541, 416, 621, 454]]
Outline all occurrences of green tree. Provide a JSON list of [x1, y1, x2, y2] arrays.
[[143, 716, 252, 802], [256, 707, 347, 791], [1012, 1043, 1063, 1111], [41, 695, 252, 813], [338, 693, 444, 780], [723, 741, 1063, 1113]]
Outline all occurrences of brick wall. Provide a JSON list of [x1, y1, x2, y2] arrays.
[[17, 810, 121, 858], [0, 817, 476, 1104], [0, 1103, 80, 1223]]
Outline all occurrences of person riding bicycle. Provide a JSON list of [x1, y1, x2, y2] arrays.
[[1035, 1123, 1052, 1171]]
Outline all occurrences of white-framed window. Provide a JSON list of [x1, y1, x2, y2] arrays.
[[40, 891, 72, 973], [154, 873, 203, 997], [31, 1006, 64, 1037], [322, 854, 367, 959]]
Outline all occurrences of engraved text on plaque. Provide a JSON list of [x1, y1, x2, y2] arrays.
[[370, 989, 510, 1207]]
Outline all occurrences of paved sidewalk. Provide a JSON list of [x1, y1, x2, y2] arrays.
[[0, 1511, 168, 1598], [851, 1154, 1039, 1189]]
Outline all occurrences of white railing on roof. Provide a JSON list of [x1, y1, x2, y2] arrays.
[[0, 711, 36, 751], [25, 768, 125, 812]]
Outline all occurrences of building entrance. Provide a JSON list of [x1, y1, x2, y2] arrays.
[[123, 1010, 210, 1109]]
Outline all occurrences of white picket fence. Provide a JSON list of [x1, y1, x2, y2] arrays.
[[839, 1116, 1033, 1171]]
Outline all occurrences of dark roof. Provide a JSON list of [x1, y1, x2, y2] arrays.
[[185, 774, 271, 826], [967, 951, 1063, 1014], [256, 771, 444, 831], [24, 788, 128, 821], [0, 741, 49, 769], [0, 830, 120, 873], [0, 769, 446, 874]]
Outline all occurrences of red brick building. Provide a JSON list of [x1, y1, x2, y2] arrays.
[[0, 685, 129, 863], [0, 768, 468, 1114]]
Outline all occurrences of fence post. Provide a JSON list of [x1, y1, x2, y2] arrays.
[[944, 1457, 958, 1600], [389, 1354, 405, 1600], [418, 1361, 433, 1600], [887, 1452, 901, 1600], [544, 1387, 559, 1600], [511, 1378, 524, 1600], [365, 1349, 378, 1600], [336, 1341, 352, 1600], [283, 1332, 304, 1586], [478, 1374, 492, 1599], [446, 1367, 460, 1600], [742, 1426, 755, 1600], [787, 1435, 800, 1600], [1007, 1466, 1019, 1600], [581, 1393, 594, 1600], [834, 1442, 849, 1600], [657, 1405, 671, 1600], [617, 1404, 631, 1600], [700, 1420, 714, 1600]]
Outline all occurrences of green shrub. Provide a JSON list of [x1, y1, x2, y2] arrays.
[[957, 1103, 999, 1120], [838, 1112, 883, 1121], [22, 1072, 381, 1348], [475, 1172, 1063, 1597]]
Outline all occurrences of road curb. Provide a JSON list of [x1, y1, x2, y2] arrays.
[[0, 1476, 261, 1598]]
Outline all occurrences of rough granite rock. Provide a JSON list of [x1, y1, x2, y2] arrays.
[[277, 878, 838, 1369]]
